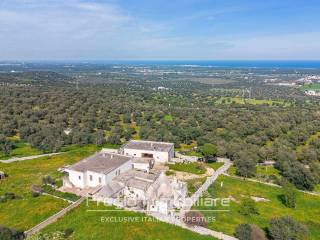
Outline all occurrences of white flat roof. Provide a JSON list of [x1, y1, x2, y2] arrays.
[[123, 140, 174, 152], [66, 153, 132, 174]]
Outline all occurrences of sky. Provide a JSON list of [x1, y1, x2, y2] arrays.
[[0, 0, 319, 60]]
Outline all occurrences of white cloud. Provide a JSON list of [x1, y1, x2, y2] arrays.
[[0, 1, 318, 60], [0, 0, 137, 59]]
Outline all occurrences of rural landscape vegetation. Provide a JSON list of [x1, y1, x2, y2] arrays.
[[1, 0, 320, 240], [0, 63, 320, 240]]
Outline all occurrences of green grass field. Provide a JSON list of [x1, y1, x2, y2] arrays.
[[0, 144, 216, 240], [164, 114, 173, 121], [167, 162, 207, 175], [184, 150, 203, 157], [206, 162, 224, 170], [42, 185, 81, 202], [301, 83, 320, 91], [0, 195, 68, 231], [193, 175, 320, 239], [228, 165, 280, 177], [38, 203, 215, 240], [0, 141, 43, 160], [0, 145, 99, 231], [214, 96, 290, 106]]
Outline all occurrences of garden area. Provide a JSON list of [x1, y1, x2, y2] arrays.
[[167, 162, 207, 175], [0, 138, 42, 160]]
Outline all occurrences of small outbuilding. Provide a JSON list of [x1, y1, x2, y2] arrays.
[[122, 140, 175, 163], [0, 171, 5, 180]]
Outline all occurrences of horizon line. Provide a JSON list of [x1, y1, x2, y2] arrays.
[[1, 59, 320, 62]]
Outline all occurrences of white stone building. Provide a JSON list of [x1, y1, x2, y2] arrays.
[[63, 152, 133, 189], [305, 90, 320, 96], [61, 141, 186, 215], [122, 140, 174, 163], [146, 173, 187, 215]]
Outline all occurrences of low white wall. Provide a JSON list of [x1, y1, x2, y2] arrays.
[[132, 162, 150, 172]]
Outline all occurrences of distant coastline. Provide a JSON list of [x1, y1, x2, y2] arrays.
[[1, 60, 320, 69], [106, 60, 320, 69]]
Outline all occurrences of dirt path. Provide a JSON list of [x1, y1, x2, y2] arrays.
[[150, 158, 237, 240], [0, 152, 63, 163], [182, 159, 233, 211], [150, 212, 238, 240], [24, 197, 85, 237]]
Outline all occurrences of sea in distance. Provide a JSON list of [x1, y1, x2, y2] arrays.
[[105, 60, 320, 69], [2, 60, 320, 70]]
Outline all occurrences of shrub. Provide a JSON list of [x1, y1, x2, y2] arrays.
[[55, 179, 63, 188], [278, 161, 317, 191], [31, 185, 43, 197], [42, 176, 56, 185], [235, 224, 251, 240], [31, 231, 65, 240], [4, 192, 16, 200], [32, 191, 41, 198], [269, 216, 308, 240], [235, 157, 256, 178], [200, 143, 217, 162], [280, 180, 297, 208], [63, 228, 74, 238], [239, 198, 259, 216], [0, 192, 20, 202], [250, 224, 267, 240], [0, 225, 24, 240], [235, 224, 266, 240], [183, 211, 208, 227]]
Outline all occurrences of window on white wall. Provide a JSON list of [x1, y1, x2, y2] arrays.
[[90, 175, 93, 181], [99, 177, 102, 183], [78, 176, 81, 180]]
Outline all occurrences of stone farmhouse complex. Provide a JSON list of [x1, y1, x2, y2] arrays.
[[61, 140, 187, 215]]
